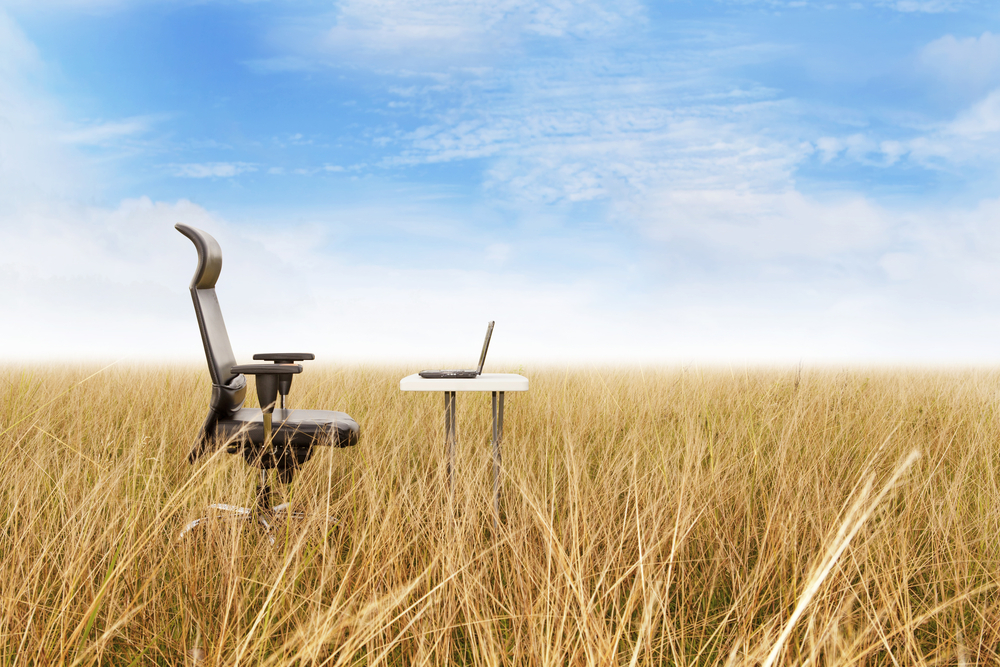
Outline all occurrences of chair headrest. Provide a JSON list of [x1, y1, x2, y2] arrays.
[[175, 223, 223, 289]]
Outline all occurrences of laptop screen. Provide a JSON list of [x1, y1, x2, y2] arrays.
[[476, 321, 495, 374]]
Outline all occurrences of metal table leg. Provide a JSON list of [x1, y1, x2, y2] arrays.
[[445, 391, 456, 493], [491, 391, 505, 531]]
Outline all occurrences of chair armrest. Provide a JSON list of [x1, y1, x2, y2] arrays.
[[253, 353, 315, 362], [231, 364, 303, 375], [231, 364, 302, 412]]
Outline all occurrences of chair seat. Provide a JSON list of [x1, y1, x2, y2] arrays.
[[217, 408, 359, 448]]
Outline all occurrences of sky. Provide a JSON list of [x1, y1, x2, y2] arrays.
[[1, 0, 1000, 365]]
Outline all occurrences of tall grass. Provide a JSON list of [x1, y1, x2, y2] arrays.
[[0, 365, 998, 665]]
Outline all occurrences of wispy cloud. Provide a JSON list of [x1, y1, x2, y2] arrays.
[[327, 0, 643, 48], [789, 30, 1000, 174], [373, 51, 803, 206], [168, 162, 258, 178], [259, 0, 645, 72], [0, 8, 38, 74], [243, 55, 319, 74], [812, 85, 1000, 172], [716, 0, 971, 11], [882, 0, 965, 12], [59, 115, 160, 145], [0, 10, 93, 204], [0, 0, 156, 9]]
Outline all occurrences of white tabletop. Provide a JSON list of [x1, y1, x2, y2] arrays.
[[399, 373, 529, 392]]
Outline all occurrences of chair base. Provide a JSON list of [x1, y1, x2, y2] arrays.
[[178, 503, 315, 544], [179, 471, 334, 544]]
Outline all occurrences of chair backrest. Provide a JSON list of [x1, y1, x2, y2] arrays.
[[175, 223, 239, 387]]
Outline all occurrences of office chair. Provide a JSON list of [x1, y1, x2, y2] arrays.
[[175, 223, 359, 539]]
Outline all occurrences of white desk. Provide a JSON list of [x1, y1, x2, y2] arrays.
[[400, 373, 528, 526]]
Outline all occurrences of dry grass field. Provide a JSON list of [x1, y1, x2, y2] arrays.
[[1, 365, 998, 665]]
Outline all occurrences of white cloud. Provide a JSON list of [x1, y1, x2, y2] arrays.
[[485, 242, 511, 265], [946, 88, 1000, 137], [0, 11, 92, 205], [811, 133, 904, 167], [383, 69, 806, 205], [0, 7, 37, 73], [0, 0, 150, 10], [884, 0, 962, 11], [639, 189, 890, 259], [0, 196, 634, 363], [878, 251, 918, 281], [721, 0, 967, 11], [168, 162, 258, 178], [0, 9, 157, 205], [330, 0, 640, 46], [0, 197, 218, 360], [260, 0, 644, 71], [243, 55, 319, 74], [810, 85, 1000, 171], [9, 189, 1000, 365], [815, 136, 843, 163], [59, 115, 159, 145], [920, 31, 1000, 96], [884, 88, 1000, 168]]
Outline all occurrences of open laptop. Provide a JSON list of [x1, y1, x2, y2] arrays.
[[419, 322, 494, 379]]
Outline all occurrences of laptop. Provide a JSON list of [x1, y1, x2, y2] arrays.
[[419, 321, 494, 379]]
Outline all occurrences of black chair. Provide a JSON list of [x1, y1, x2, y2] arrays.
[[175, 223, 359, 538]]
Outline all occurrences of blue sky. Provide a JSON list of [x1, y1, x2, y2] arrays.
[[1, 0, 1000, 364]]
